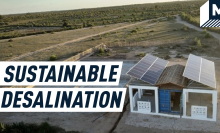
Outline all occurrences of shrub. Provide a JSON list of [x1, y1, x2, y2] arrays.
[[50, 55, 57, 61], [8, 39, 13, 42], [136, 53, 146, 57], [87, 22, 94, 27], [194, 37, 202, 47], [63, 21, 69, 27], [97, 53, 104, 56], [9, 44, 13, 47], [173, 28, 177, 31], [107, 52, 111, 56], [99, 48, 104, 54], [0, 122, 79, 133], [180, 12, 200, 27], [197, 40, 202, 47], [164, 55, 170, 60], [205, 33, 212, 38], [131, 29, 138, 33], [181, 25, 188, 31]]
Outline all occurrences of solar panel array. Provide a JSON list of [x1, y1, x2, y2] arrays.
[[127, 54, 168, 85], [183, 54, 216, 89]]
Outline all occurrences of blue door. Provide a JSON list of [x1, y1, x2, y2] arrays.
[[159, 89, 171, 113]]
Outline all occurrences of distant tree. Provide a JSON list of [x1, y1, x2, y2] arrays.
[[62, 20, 69, 27], [83, 22, 87, 27]]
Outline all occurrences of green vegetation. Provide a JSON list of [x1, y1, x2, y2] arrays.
[[136, 53, 146, 57], [0, 0, 206, 39], [194, 37, 202, 47], [164, 54, 170, 60], [99, 48, 104, 54], [0, 122, 78, 133], [205, 32, 212, 38], [50, 55, 57, 61], [180, 4, 220, 34], [97, 48, 105, 56], [131, 29, 138, 33], [9, 44, 13, 47], [181, 25, 189, 31], [180, 12, 200, 27]]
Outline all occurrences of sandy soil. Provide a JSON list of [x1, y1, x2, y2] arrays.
[[6, 18, 162, 61]]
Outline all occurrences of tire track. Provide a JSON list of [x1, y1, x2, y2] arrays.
[[7, 18, 161, 61]]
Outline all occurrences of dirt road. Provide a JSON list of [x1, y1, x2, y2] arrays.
[[176, 16, 220, 41], [7, 18, 162, 61]]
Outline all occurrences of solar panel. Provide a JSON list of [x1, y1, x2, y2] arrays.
[[127, 54, 157, 79], [141, 58, 169, 84], [127, 54, 168, 85], [183, 54, 216, 88]]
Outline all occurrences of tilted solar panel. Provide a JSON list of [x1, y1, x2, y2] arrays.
[[127, 54, 157, 79], [127, 54, 168, 85], [140, 58, 169, 84], [183, 54, 201, 82], [183, 54, 216, 89], [200, 58, 216, 88]]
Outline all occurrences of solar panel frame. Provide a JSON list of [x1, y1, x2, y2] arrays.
[[183, 54, 201, 82], [183, 54, 216, 89], [140, 58, 169, 85], [127, 54, 157, 79], [200, 58, 216, 88]]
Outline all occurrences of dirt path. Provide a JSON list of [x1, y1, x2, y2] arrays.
[[176, 16, 220, 41], [7, 18, 162, 61]]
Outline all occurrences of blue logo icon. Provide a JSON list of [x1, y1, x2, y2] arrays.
[[201, 0, 220, 27]]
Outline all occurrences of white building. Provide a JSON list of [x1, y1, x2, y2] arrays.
[[127, 54, 218, 121]]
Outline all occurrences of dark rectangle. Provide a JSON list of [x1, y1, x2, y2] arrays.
[[140, 58, 168, 85]]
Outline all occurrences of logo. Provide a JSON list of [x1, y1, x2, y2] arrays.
[[200, 0, 220, 27]]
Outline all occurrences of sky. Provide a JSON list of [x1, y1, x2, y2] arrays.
[[0, 0, 185, 15]]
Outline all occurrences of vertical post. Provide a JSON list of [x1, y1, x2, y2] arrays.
[[138, 89, 141, 99], [182, 89, 186, 117], [155, 88, 159, 114], [186, 92, 189, 102], [129, 86, 134, 112], [212, 91, 217, 121]]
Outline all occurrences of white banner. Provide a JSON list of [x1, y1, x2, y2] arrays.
[[0, 62, 122, 86], [0, 88, 126, 112]]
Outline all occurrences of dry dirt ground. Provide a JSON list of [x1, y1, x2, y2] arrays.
[[1, 17, 220, 133], [1, 18, 160, 61]]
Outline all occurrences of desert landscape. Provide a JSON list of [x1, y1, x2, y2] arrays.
[[0, 0, 220, 133]]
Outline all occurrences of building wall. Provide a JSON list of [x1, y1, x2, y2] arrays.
[[129, 85, 218, 121], [158, 83, 183, 90]]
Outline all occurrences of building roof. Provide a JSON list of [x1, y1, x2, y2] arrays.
[[156, 64, 188, 88], [183, 54, 216, 89]]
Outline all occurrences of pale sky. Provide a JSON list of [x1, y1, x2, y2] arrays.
[[0, 0, 185, 15]]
